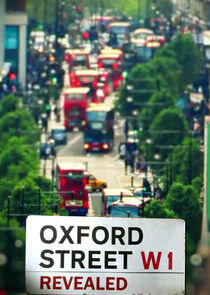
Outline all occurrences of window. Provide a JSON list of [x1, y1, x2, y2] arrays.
[[67, 94, 83, 100], [6, 0, 26, 12]]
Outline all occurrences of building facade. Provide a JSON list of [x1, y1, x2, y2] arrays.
[[0, 0, 28, 89]]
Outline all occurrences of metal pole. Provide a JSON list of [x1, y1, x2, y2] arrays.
[[124, 119, 129, 175], [21, 187, 25, 227], [188, 135, 192, 185], [137, 0, 140, 23], [55, 0, 59, 57], [131, 175, 134, 188], [38, 188, 41, 215], [7, 196, 10, 227], [169, 152, 173, 186]]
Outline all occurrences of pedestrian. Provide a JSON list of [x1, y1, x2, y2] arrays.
[[154, 186, 162, 201]]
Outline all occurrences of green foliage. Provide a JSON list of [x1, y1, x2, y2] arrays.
[[155, 0, 173, 19], [149, 108, 189, 160], [0, 109, 40, 147], [144, 199, 177, 218], [149, 56, 184, 94], [170, 137, 203, 185], [0, 137, 39, 179], [156, 34, 202, 86], [165, 182, 202, 243], [139, 90, 176, 141], [0, 94, 21, 117]]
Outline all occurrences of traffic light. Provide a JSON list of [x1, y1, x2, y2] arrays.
[[9, 72, 17, 81], [51, 77, 58, 84], [142, 178, 151, 197], [82, 32, 89, 40], [122, 71, 128, 79]]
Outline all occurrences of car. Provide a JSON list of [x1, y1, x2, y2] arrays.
[[49, 127, 67, 145], [86, 174, 107, 192]]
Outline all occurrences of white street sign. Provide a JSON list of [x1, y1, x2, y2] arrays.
[[26, 216, 185, 295]]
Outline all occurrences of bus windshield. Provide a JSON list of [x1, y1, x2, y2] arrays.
[[87, 111, 106, 121], [109, 206, 139, 217], [110, 27, 128, 34], [67, 94, 83, 100]]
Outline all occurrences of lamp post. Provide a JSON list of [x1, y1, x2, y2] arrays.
[[145, 138, 152, 178]]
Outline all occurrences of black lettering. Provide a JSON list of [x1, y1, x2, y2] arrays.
[[105, 251, 117, 269], [119, 251, 132, 269], [112, 227, 125, 245], [59, 226, 74, 244], [55, 250, 70, 268], [72, 251, 85, 268], [77, 226, 90, 244], [92, 226, 109, 245], [89, 251, 101, 269], [129, 227, 143, 245], [39, 250, 54, 268], [40, 225, 57, 244]]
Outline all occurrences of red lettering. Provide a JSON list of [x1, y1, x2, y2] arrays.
[[168, 252, 173, 270], [84, 277, 95, 290], [106, 277, 115, 290], [117, 277, 127, 290], [96, 277, 105, 290], [141, 251, 162, 269], [40, 276, 51, 289], [53, 276, 62, 290], [63, 276, 73, 289], [74, 277, 83, 290]]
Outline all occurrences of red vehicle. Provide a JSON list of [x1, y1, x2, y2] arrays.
[[83, 103, 115, 152], [97, 53, 123, 90], [56, 161, 89, 215], [64, 49, 90, 70], [62, 87, 90, 131], [71, 69, 109, 103]]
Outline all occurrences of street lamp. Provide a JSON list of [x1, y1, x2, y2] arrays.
[[145, 138, 152, 178], [126, 96, 133, 103]]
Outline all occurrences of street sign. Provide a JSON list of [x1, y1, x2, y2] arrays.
[[26, 216, 185, 295]]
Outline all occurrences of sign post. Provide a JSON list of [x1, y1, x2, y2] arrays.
[[26, 216, 185, 295]]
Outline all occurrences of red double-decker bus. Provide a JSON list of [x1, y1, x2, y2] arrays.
[[83, 103, 115, 152], [62, 87, 90, 131], [97, 53, 123, 90], [55, 161, 89, 216], [64, 49, 90, 70]]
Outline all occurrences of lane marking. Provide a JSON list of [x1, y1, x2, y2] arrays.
[[59, 134, 82, 154]]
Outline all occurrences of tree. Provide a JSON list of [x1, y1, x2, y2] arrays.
[[169, 137, 203, 185], [165, 183, 202, 243], [0, 109, 40, 148], [144, 199, 176, 218], [157, 34, 202, 86], [139, 90, 175, 139], [149, 56, 184, 95], [0, 94, 20, 117], [149, 108, 189, 160], [155, 0, 173, 20]]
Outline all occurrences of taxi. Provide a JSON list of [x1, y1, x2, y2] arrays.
[[86, 174, 107, 192]]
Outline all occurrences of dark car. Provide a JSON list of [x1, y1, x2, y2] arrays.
[[39, 141, 56, 159], [49, 127, 67, 145]]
